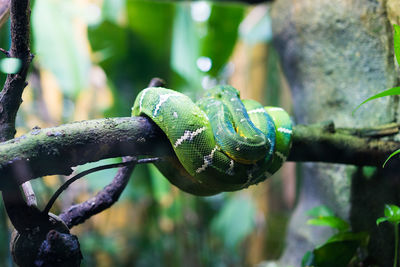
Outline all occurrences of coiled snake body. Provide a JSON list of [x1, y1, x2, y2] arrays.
[[132, 85, 292, 196]]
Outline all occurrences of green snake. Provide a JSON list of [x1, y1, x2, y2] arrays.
[[132, 85, 292, 196]]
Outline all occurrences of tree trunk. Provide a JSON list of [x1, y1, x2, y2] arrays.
[[271, 0, 400, 265]]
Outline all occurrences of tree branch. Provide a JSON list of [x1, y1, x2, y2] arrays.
[[56, 77, 167, 228], [0, 117, 171, 190], [0, 0, 41, 234], [0, 0, 32, 140], [0, 117, 397, 191], [59, 156, 136, 228]]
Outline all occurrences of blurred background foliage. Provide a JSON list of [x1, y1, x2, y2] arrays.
[[0, 0, 295, 266]]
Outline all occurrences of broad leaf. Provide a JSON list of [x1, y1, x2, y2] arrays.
[[325, 231, 369, 245], [353, 87, 400, 114], [302, 241, 360, 267], [171, 2, 244, 91]]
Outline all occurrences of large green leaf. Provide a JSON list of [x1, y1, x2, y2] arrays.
[[302, 232, 368, 267], [89, 1, 175, 116], [302, 241, 360, 267], [32, 0, 91, 97], [171, 2, 244, 91]]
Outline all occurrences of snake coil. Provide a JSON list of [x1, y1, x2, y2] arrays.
[[132, 85, 292, 196]]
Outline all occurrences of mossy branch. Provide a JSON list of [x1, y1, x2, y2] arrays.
[[0, 117, 397, 190]]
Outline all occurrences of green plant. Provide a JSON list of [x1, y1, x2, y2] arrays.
[[353, 24, 400, 167], [376, 204, 400, 267], [301, 206, 369, 267]]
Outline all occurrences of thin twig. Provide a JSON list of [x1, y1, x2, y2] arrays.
[[43, 157, 160, 216], [60, 156, 136, 228], [0, 47, 9, 57]]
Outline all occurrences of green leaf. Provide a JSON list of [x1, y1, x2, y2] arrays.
[[394, 24, 400, 66], [301, 251, 314, 267], [384, 204, 400, 223], [306, 205, 335, 218], [307, 216, 350, 232], [211, 195, 256, 248], [383, 149, 400, 167], [0, 58, 21, 74], [304, 241, 360, 267], [353, 87, 400, 114], [325, 231, 369, 246], [376, 216, 389, 226], [171, 2, 244, 91]]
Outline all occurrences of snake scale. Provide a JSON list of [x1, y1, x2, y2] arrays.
[[132, 85, 292, 196]]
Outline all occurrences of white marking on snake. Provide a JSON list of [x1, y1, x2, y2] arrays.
[[230, 97, 237, 101], [278, 127, 292, 134], [275, 151, 286, 161], [153, 93, 181, 117], [226, 159, 235, 176], [247, 108, 266, 114], [240, 118, 247, 122], [196, 146, 218, 173], [267, 107, 284, 112], [173, 112, 178, 118], [174, 127, 206, 148], [139, 88, 151, 113]]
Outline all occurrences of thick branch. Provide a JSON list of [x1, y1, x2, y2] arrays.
[[0, 117, 171, 190], [0, 117, 398, 191], [289, 122, 400, 166]]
